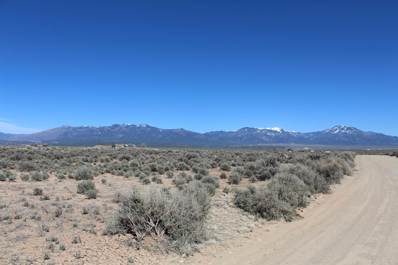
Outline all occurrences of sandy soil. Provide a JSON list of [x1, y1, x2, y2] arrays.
[[182, 155, 398, 265]]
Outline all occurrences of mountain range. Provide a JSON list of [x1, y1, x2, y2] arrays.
[[1, 124, 398, 148]]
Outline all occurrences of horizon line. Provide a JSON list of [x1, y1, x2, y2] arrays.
[[1, 123, 397, 137]]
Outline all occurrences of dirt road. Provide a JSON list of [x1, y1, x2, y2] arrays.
[[186, 155, 398, 265]]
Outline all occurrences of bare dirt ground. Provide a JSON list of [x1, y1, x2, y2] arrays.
[[182, 155, 398, 265]]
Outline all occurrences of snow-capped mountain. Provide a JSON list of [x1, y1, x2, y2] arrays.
[[0, 124, 397, 147], [323, 125, 362, 134], [266, 127, 284, 133]]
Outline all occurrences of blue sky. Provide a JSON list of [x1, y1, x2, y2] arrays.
[[1, 0, 397, 135]]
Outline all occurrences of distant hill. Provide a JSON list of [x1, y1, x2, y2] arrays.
[[0, 124, 398, 148]]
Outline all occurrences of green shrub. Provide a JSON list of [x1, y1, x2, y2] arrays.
[[220, 164, 231, 171], [0, 172, 7, 181], [140, 177, 151, 185], [77, 180, 95, 193], [192, 166, 208, 176], [278, 164, 321, 193], [234, 173, 311, 221], [173, 173, 193, 189], [243, 160, 278, 181], [33, 188, 43, 196], [338, 152, 355, 168], [86, 189, 97, 199], [151, 175, 163, 184], [21, 174, 30, 182], [229, 174, 241, 185], [74, 166, 94, 180], [108, 181, 210, 254], [268, 173, 310, 208], [234, 187, 256, 214], [223, 186, 231, 194], [30, 171, 49, 181], [315, 158, 345, 184], [77, 180, 97, 199], [234, 186, 294, 221], [0, 160, 7, 169], [56, 172, 66, 180], [200, 176, 219, 195], [18, 161, 36, 172], [0, 170, 15, 181], [194, 173, 203, 180], [7, 174, 16, 181]]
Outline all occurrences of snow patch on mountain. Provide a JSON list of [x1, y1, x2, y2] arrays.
[[266, 127, 284, 133], [325, 125, 360, 134]]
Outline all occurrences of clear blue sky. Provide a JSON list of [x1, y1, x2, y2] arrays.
[[1, 0, 397, 135]]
